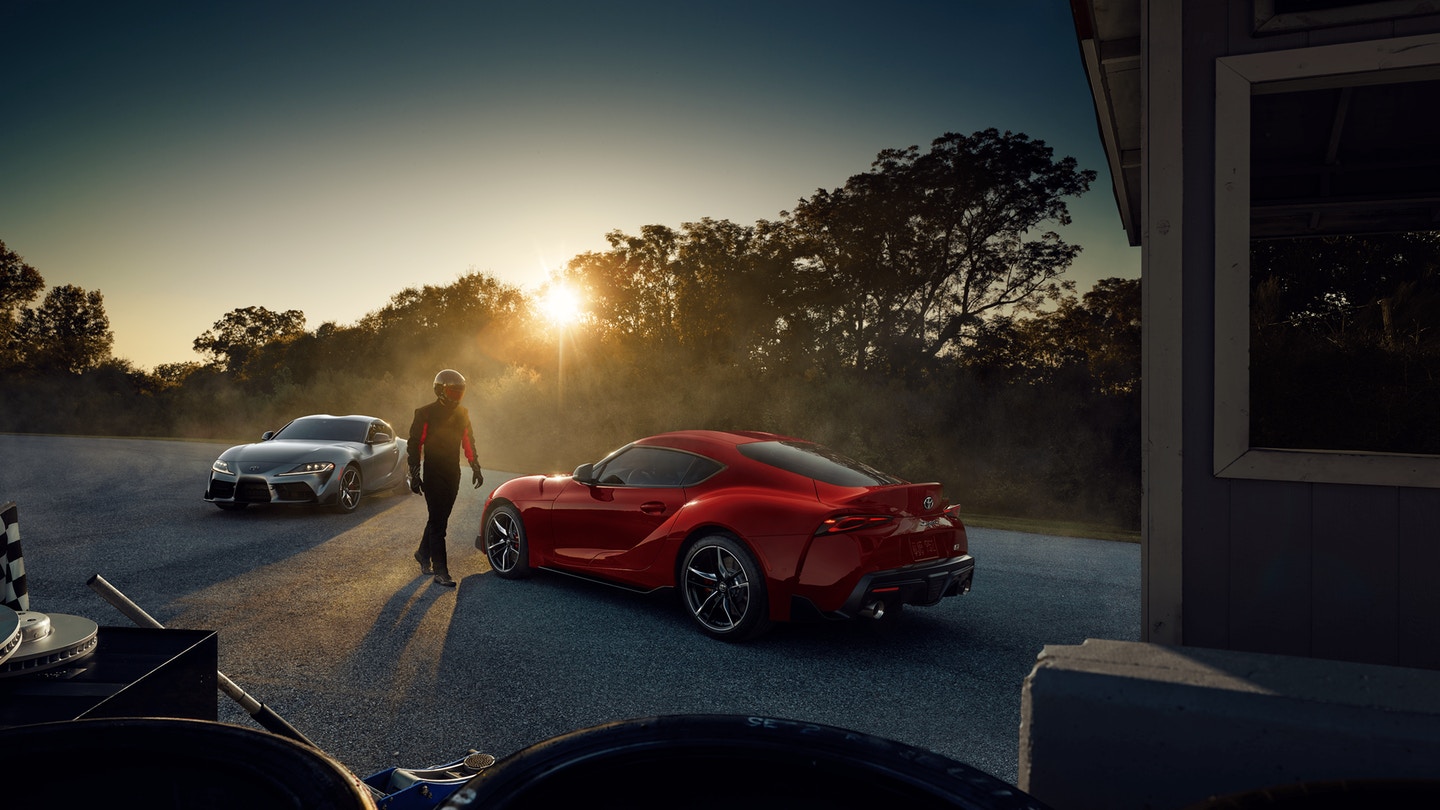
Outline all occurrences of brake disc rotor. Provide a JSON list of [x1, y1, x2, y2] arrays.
[[0, 609, 98, 678]]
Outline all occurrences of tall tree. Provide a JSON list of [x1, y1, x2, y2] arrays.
[[358, 272, 523, 335], [563, 225, 683, 349], [965, 277, 1139, 394], [1066, 277, 1142, 395], [561, 219, 775, 364], [193, 306, 306, 373], [673, 217, 779, 364], [14, 284, 114, 373], [779, 129, 1095, 373], [1, 240, 45, 371]]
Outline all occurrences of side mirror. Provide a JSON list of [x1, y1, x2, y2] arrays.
[[371, 432, 391, 444], [261, 431, 275, 441], [572, 463, 596, 485]]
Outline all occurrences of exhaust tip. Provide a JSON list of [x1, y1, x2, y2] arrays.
[[859, 600, 886, 620]]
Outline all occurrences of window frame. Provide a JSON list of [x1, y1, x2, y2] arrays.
[[1253, 1, 1440, 35], [1213, 33, 1440, 488]]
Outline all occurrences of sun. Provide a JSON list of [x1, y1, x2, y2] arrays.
[[539, 285, 583, 327]]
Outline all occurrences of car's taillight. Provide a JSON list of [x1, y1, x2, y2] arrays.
[[816, 515, 894, 535]]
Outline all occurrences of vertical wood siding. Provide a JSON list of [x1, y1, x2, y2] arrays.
[[1176, 0, 1440, 669]]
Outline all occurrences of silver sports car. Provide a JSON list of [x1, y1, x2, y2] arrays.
[[203, 414, 409, 513]]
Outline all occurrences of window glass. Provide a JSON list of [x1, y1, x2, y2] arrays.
[[1248, 77, 1440, 455], [1250, 231, 1440, 454], [1214, 37, 1440, 485], [738, 441, 902, 487], [681, 456, 723, 486], [594, 446, 717, 487]]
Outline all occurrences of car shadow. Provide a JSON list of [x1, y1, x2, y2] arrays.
[[451, 566, 965, 651]]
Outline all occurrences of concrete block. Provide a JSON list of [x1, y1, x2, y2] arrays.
[[1018, 638, 1440, 809]]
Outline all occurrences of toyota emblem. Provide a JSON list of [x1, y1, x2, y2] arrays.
[[923, 496, 935, 511], [248, 465, 261, 472]]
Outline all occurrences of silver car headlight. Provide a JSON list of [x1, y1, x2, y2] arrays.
[[279, 461, 336, 476], [212, 459, 234, 475]]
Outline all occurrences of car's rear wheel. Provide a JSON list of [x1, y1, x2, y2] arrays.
[[681, 534, 770, 641], [484, 504, 531, 579], [334, 464, 362, 513]]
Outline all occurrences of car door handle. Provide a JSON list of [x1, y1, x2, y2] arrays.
[[640, 501, 667, 515]]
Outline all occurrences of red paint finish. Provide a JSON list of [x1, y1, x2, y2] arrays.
[[480, 429, 974, 626]]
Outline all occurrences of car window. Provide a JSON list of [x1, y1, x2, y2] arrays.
[[594, 446, 719, 488], [737, 441, 903, 487], [273, 419, 366, 443], [367, 421, 395, 443], [681, 456, 723, 486]]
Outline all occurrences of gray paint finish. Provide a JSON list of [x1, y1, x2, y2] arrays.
[[1171, 0, 1440, 668]]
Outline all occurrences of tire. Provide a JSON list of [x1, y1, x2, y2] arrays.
[[0, 718, 373, 810], [483, 504, 531, 579], [215, 502, 247, 512], [443, 714, 1045, 810], [333, 464, 362, 513], [680, 534, 770, 641]]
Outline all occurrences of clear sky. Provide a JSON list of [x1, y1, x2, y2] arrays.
[[1, 0, 1138, 371]]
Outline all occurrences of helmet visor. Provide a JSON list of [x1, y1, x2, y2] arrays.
[[443, 384, 466, 402]]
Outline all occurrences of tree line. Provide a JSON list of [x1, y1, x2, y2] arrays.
[[1, 129, 1145, 528]]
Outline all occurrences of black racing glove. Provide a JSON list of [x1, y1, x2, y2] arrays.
[[471, 463, 484, 489], [408, 466, 423, 494]]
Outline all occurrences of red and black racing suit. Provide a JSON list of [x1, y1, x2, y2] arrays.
[[407, 398, 481, 579]]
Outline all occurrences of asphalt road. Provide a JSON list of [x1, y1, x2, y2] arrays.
[[0, 433, 1139, 787]]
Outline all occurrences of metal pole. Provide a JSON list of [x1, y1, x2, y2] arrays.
[[86, 573, 322, 750]]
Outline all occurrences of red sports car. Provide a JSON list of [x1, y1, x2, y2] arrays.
[[477, 430, 973, 641]]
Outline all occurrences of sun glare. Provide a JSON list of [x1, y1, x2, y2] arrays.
[[540, 285, 583, 326]]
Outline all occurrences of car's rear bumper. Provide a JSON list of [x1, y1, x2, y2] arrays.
[[789, 555, 975, 621]]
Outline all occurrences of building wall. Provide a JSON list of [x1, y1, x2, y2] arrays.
[[1170, 1, 1440, 670]]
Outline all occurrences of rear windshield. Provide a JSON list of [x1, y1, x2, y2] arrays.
[[738, 441, 902, 487]]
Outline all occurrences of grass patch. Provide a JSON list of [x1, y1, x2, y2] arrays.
[[962, 513, 1140, 543]]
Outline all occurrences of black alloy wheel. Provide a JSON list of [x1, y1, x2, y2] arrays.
[[484, 504, 531, 579], [334, 464, 362, 513], [681, 534, 770, 641]]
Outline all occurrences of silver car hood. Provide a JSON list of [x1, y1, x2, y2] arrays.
[[225, 440, 354, 463]]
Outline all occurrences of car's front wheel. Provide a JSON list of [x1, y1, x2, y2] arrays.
[[483, 504, 531, 579], [681, 534, 771, 641], [334, 464, 362, 513]]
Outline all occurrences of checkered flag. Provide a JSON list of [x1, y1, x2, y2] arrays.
[[2, 501, 26, 612]]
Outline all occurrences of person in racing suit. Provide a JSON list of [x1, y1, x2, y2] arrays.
[[408, 368, 484, 587]]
